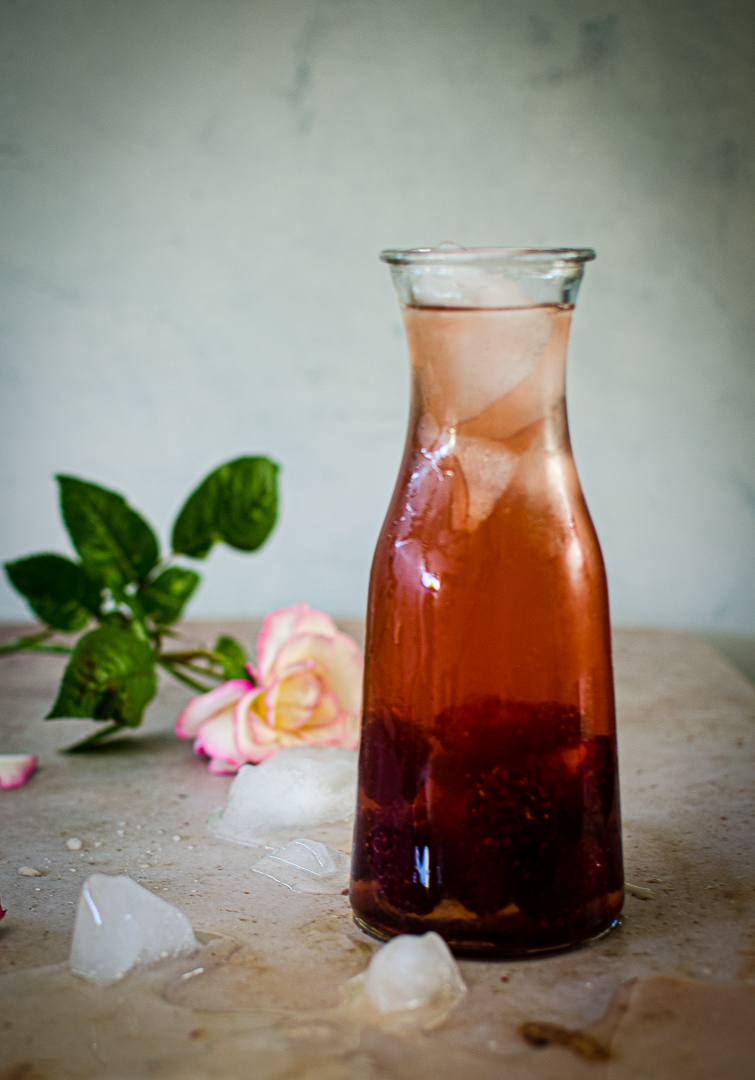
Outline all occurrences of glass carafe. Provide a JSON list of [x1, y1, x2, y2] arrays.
[[350, 247, 624, 955]]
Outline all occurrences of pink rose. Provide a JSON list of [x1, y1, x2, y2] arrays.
[[174, 679, 252, 775], [174, 603, 362, 773], [0, 753, 38, 791]]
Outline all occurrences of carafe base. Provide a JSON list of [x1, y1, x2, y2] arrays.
[[353, 909, 622, 959]]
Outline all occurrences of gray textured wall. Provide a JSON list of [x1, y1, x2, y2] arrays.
[[1, 0, 753, 630]]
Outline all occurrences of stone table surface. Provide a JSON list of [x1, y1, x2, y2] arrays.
[[1, 622, 754, 1079]]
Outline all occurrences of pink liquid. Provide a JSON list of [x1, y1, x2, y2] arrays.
[[350, 304, 624, 954]]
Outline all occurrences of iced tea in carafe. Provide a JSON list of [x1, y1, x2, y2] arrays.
[[350, 248, 624, 955]]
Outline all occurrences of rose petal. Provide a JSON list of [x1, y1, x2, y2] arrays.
[[0, 754, 38, 791], [300, 689, 342, 731], [264, 665, 323, 733], [301, 720, 355, 749], [235, 690, 296, 763], [207, 757, 240, 776], [268, 632, 363, 718], [194, 714, 245, 772], [298, 691, 359, 749], [256, 603, 338, 683], [174, 679, 254, 739], [329, 704, 360, 750]]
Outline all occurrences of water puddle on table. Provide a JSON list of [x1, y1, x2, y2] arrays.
[[0, 920, 525, 1080], [0, 934, 367, 1080], [3, 927, 754, 1079]]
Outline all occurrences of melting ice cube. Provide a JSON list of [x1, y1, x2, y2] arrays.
[[453, 435, 516, 529], [405, 305, 554, 427], [408, 266, 536, 309], [364, 932, 466, 1015], [253, 838, 351, 894], [70, 874, 197, 984], [213, 747, 358, 846]]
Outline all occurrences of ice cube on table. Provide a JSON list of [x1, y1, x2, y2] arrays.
[[252, 838, 351, 894], [364, 932, 466, 1015], [70, 874, 197, 985], [213, 747, 358, 846]]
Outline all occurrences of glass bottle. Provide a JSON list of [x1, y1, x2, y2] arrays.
[[350, 247, 624, 956]]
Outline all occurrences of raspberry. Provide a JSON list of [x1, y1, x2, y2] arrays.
[[352, 806, 437, 916], [358, 709, 431, 806], [354, 700, 622, 927]]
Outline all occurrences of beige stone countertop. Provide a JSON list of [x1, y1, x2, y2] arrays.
[[1, 623, 754, 1079]]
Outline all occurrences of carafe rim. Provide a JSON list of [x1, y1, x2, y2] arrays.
[[380, 246, 596, 265]]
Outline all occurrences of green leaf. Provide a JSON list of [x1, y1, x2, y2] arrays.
[[47, 624, 157, 727], [98, 611, 131, 629], [57, 475, 160, 587], [171, 457, 278, 560], [138, 567, 200, 626], [4, 553, 101, 631], [213, 634, 250, 680]]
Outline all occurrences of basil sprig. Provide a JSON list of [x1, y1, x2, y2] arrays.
[[2, 457, 278, 750]]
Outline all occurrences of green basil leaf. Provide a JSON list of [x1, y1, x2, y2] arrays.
[[99, 611, 131, 629], [138, 567, 200, 626], [213, 634, 250, 680], [4, 553, 101, 631], [47, 624, 157, 727], [57, 475, 159, 586], [171, 457, 278, 560]]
